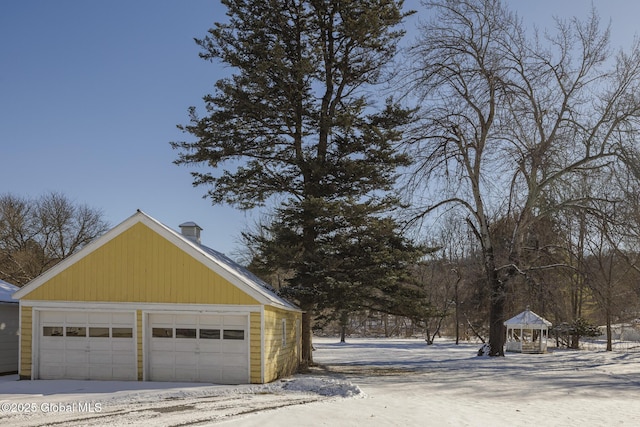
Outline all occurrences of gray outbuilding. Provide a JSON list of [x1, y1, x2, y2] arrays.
[[0, 279, 19, 374]]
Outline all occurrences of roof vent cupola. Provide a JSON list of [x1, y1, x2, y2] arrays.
[[179, 221, 202, 244]]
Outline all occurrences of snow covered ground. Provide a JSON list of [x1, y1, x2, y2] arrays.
[[1, 337, 639, 426]]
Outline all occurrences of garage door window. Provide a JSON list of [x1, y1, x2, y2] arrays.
[[66, 327, 86, 337], [89, 327, 110, 338], [199, 328, 220, 339], [223, 329, 244, 340], [152, 328, 173, 338], [43, 326, 63, 336], [176, 328, 196, 338], [112, 327, 133, 338]]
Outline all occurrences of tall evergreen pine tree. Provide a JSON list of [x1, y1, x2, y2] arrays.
[[172, 0, 420, 365]]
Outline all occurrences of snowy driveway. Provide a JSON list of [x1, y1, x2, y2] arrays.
[[0, 373, 356, 426], [1, 338, 639, 426]]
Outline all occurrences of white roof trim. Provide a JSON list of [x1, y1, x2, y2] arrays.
[[22, 300, 262, 313], [14, 210, 299, 311]]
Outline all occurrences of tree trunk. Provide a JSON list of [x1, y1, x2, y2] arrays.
[[339, 311, 348, 343], [570, 331, 580, 349], [606, 313, 612, 352], [455, 276, 460, 345], [299, 195, 318, 367], [485, 248, 505, 356], [488, 279, 506, 356], [301, 311, 313, 368], [383, 313, 388, 337], [571, 213, 586, 351]]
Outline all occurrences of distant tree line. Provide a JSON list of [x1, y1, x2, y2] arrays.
[[0, 192, 109, 286]]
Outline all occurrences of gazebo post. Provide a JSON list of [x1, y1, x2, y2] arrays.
[[520, 327, 523, 352]]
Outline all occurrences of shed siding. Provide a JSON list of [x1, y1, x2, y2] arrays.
[[0, 304, 18, 374], [19, 306, 32, 379], [19, 223, 259, 306], [263, 306, 301, 383]]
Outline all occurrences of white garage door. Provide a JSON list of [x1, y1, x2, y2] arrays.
[[148, 313, 249, 384], [38, 311, 136, 380]]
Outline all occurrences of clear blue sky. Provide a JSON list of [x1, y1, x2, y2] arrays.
[[1, 1, 638, 258]]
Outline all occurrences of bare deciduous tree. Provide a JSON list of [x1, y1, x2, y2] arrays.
[[404, 0, 640, 355], [0, 192, 109, 285]]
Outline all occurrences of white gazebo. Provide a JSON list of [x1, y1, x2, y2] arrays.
[[504, 307, 552, 354]]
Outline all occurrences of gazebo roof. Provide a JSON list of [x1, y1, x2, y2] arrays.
[[504, 308, 552, 329]]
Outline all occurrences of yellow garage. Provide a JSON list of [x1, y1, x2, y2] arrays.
[[14, 210, 301, 384]]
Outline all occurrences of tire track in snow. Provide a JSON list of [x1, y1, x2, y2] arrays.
[[5, 393, 327, 427]]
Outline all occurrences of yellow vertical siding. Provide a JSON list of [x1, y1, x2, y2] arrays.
[[250, 312, 262, 383], [20, 223, 260, 305], [19, 306, 32, 379], [263, 306, 301, 383]]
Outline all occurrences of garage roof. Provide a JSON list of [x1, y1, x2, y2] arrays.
[[13, 210, 299, 311]]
